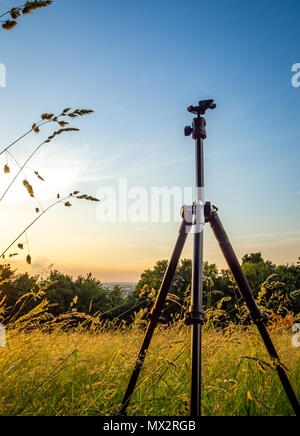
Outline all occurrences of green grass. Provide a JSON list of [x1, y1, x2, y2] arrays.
[[0, 324, 299, 416]]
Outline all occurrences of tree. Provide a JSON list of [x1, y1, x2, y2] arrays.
[[136, 260, 169, 297], [242, 252, 264, 264], [42, 270, 112, 316], [135, 259, 227, 320], [0, 264, 40, 321], [1, 254, 299, 327], [134, 254, 300, 325], [242, 254, 275, 297], [0, 266, 127, 322]]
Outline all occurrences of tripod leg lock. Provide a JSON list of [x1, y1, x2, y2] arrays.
[[185, 305, 206, 326]]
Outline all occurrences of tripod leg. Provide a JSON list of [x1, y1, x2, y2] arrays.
[[207, 208, 300, 416], [120, 219, 190, 415]]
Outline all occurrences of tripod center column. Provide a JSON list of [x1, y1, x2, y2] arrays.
[[190, 123, 206, 417]]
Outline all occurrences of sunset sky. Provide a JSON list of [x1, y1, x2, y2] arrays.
[[0, 0, 299, 281]]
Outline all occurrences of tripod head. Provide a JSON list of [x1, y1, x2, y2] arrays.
[[185, 99, 216, 140], [187, 99, 216, 117]]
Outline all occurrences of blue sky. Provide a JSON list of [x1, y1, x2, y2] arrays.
[[0, 0, 299, 280]]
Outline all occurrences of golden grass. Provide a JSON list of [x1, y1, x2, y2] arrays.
[[0, 324, 299, 416]]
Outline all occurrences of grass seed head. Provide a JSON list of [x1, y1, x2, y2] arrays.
[[23, 180, 34, 198], [2, 20, 18, 30], [4, 165, 10, 174]]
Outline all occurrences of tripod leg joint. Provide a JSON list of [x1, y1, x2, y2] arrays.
[[204, 201, 219, 222], [185, 305, 207, 326]]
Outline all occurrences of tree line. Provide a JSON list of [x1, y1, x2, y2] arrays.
[[0, 253, 299, 327]]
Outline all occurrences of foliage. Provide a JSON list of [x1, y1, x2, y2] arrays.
[[0, 265, 125, 324], [1, 252, 299, 329], [135, 253, 300, 327], [257, 274, 300, 317], [241, 257, 275, 297]]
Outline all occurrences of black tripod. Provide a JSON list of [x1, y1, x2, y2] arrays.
[[120, 100, 300, 417]]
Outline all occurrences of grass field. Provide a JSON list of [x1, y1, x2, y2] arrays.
[[0, 324, 299, 416]]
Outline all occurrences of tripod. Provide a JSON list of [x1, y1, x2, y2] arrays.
[[120, 100, 300, 417]]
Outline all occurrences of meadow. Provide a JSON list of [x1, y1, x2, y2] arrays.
[[0, 322, 299, 416]]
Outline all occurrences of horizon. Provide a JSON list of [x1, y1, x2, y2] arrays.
[[4, 251, 300, 283]]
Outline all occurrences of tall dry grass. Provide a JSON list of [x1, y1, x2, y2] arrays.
[[0, 292, 299, 416]]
